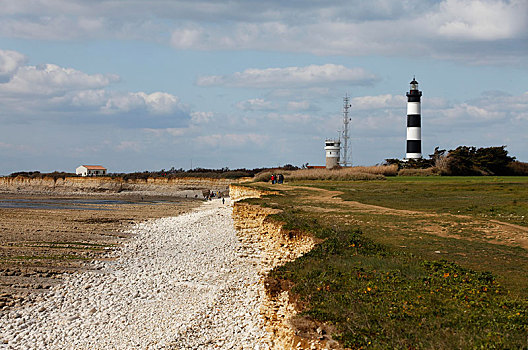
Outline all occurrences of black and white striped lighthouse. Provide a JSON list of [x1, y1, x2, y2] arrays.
[[406, 77, 422, 159]]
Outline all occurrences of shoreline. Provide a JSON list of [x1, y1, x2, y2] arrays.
[[0, 198, 270, 348], [0, 192, 201, 314]]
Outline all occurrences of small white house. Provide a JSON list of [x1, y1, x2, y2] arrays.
[[76, 165, 107, 177]]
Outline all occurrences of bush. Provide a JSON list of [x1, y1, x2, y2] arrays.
[[9, 171, 76, 180], [253, 171, 273, 182], [444, 146, 515, 176], [385, 158, 434, 170], [507, 162, 528, 176]]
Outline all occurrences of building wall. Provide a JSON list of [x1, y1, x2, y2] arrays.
[[76, 166, 87, 176], [325, 156, 339, 169], [325, 140, 340, 169], [76, 166, 107, 177]]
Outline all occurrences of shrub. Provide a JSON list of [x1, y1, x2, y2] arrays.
[[253, 171, 273, 182], [444, 146, 515, 176], [9, 171, 76, 180], [507, 161, 528, 176]]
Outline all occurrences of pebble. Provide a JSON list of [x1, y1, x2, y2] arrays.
[[0, 199, 269, 349]]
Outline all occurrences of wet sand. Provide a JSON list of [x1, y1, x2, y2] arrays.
[[0, 193, 200, 312]]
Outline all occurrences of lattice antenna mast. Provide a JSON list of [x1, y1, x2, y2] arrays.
[[340, 94, 352, 167]]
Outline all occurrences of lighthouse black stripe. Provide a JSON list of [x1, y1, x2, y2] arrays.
[[407, 115, 421, 127], [407, 140, 421, 153], [406, 95, 421, 103]]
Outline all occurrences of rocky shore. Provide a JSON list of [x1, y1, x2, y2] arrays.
[[0, 199, 269, 349], [0, 193, 199, 311]]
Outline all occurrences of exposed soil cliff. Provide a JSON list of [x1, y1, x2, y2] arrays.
[[230, 184, 339, 349], [229, 184, 279, 202], [0, 176, 235, 196]]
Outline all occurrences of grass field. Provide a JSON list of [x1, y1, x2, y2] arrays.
[[318, 176, 528, 227], [245, 176, 528, 349]]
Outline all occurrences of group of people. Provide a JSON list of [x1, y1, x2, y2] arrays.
[[204, 190, 226, 204], [270, 174, 284, 184]]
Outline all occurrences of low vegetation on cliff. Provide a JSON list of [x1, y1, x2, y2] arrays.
[[245, 176, 528, 348], [386, 145, 528, 176], [252, 165, 398, 182]]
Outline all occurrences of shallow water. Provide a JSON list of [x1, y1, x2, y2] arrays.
[[0, 198, 164, 210]]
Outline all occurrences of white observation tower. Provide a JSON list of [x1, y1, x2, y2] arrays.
[[325, 139, 341, 169]]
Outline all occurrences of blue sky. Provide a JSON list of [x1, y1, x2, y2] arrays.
[[0, 0, 526, 174]]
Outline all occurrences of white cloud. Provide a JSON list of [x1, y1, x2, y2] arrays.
[[429, 91, 528, 128], [350, 94, 406, 110], [267, 112, 313, 123], [101, 92, 182, 115], [0, 50, 190, 128], [0, 1, 525, 64], [0, 141, 30, 152], [142, 92, 181, 114], [197, 64, 378, 88], [190, 111, 214, 124], [116, 140, 141, 152], [171, 27, 205, 50], [429, 0, 527, 41], [0, 63, 117, 96], [269, 87, 331, 99], [0, 49, 26, 82], [70, 89, 107, 108], [236, 98, 276, 111], [286, 100, 318, 111], [195, 133, 269, 147]]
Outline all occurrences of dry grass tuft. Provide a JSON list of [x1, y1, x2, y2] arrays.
[[285, 165, 398, 181], [253, 171, 273, 182], [398, 167, 439, 176], [285, 170, 384, 181], [252, 165, 397, 182]]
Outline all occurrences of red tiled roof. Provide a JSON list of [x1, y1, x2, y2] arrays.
[[82, 165, 107, 170]]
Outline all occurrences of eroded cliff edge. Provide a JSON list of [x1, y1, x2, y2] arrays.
[[0, 176, 235, 196], [230, 184, 341, 349]]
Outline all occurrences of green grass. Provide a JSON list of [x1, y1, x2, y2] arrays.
[[270, 228, 528, 348], [246, 177, 528, 348], [302, 176, 528, 227]]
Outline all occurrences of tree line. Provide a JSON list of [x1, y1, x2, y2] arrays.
[[385, 146, 528, 176]]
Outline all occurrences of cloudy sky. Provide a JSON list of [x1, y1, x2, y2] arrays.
[[0, 0, 526, 174]]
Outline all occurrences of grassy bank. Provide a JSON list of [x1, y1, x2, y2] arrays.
[[245, 176, 528, 348]]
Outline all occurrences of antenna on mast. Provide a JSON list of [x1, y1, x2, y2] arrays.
[[340, 94, 352, 167]]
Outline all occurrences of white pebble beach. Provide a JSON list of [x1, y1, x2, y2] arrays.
[[0, 199, 269, 349]]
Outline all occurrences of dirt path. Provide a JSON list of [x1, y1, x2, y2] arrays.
[[276, 184, 528, 250]]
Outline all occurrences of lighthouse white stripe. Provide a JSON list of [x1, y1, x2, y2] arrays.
[[406, 153, 422, 159], [407, 102, 421, 115], [407, 127, 421, 140]]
